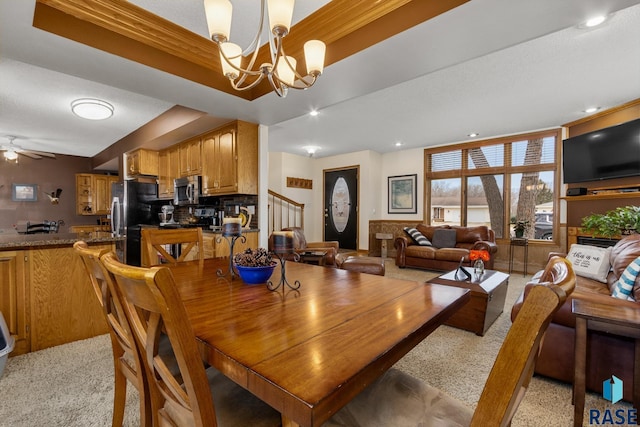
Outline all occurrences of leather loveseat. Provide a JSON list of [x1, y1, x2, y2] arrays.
[[394, 224, 497, 272], [511, 233, 640, 401]]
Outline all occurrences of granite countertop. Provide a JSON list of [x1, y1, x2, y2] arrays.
[[204, 227, 259, 234], [0, 232, 124, 250]]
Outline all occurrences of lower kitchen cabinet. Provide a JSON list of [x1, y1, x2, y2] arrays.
[[0, 251, 30, 355]]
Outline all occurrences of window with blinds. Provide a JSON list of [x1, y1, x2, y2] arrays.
[[424, 129, 560, 241]]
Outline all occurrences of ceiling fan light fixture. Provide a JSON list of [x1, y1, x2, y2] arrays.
[[71, 98, 114, 120], [4, 150, 18, 161]]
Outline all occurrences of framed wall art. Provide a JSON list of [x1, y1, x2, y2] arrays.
[[12, 183, 38, 202], [388, 174, 417, 214]]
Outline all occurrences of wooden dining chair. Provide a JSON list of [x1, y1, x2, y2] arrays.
[[100, 251, 282, 427], [325, 256, 576, 427], [141, 228, 204, 266], [73, 241, 151, 427]]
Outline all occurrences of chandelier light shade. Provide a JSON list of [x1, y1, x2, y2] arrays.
[[204, 0, 326, 97], [71, 98, 114, 120]]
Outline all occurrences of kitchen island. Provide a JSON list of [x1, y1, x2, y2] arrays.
[[0, 232, 124, 355]]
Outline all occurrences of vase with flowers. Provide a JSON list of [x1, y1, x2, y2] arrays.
[[469, 249, 490, 276]]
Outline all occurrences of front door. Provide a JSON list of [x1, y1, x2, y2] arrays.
[[324, 167, 358, 250]]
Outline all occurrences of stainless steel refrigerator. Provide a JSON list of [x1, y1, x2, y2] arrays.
[[111, 180, 158, 266]]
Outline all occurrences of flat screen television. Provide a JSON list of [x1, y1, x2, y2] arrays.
[[563, 117, 640, 184]]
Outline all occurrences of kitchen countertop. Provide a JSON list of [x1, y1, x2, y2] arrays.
[[0, 232, 124, 250]]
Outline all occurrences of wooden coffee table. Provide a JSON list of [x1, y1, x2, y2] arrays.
[[427, 268, 509, 336]]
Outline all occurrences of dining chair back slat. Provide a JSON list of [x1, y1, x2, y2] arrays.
[[100, 252, 281, 427], [325, 256, 576, 427], [141, 228, 204, 266], [73, 241, 151, 427]]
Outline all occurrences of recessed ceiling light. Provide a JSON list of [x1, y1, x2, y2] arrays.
[[394, 142, 403, 147], [303, 145, 321, 157], [468, 133, 479, 138], [309, 109, 319, 117], [71, 98, 114, 120], [585, 15, 607, 27], [584, 107, 600, 113]]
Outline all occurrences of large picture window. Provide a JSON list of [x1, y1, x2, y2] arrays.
[[425, 130, 560, 241]]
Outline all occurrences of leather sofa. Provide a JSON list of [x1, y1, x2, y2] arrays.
[[394, 224, 498, 271], [511, 234, 640, 401]]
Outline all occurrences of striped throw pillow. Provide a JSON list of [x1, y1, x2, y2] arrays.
[[611, 256, 640, 301], [403, 227, 431, 246]]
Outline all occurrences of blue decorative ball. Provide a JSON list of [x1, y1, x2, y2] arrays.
[[235, 263, 277, 285]]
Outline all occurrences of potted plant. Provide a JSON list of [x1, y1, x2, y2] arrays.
[[512, 219, 530, 238], [581, 205, 640, 238], [233, 248, 277, 284]]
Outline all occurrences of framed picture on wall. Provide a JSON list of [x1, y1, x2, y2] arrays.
[[12, 183, 38, 202], [388, 174, 417, 214]]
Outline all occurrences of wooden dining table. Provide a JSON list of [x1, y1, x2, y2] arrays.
[[168, 258, 470, 427]]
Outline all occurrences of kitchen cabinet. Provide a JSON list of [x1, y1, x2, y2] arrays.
[[201, 120, 258, 196], [0, 251, 29, 355], [126, 148, 158, 177], [158, 145, 180, 199], [179, 138, 201, 176], [75, 173, 119, 215], [214, 231, 259, 258], [29, 244, 110, 351]]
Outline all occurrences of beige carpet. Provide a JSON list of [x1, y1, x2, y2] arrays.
[[0, 261, 631, 426]]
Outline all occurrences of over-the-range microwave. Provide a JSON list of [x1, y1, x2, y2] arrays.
[[174, 175, 202, 206]]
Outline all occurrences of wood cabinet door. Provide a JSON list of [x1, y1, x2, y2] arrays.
[[92, 175, 109, 214], [0, 251, 30, 355], [216, 129, 237, 193], [201, 132, 218, 194], [126, 151, 139, 176], [214, 232, 258, 257], [158, 149, 171, 197], [179, 138, 201, 176]]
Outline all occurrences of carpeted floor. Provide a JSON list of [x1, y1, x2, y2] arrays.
[[0, 260, 631, 426]]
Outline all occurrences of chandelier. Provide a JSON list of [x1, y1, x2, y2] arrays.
[[204, 0, 326, 98]]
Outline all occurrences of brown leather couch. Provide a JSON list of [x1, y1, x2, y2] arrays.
[[511, 234, 640, 401], [394, 224, 498, 271]]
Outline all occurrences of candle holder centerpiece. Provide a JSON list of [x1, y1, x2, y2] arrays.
[[216, 217, 246, 279], [268, 231, 300, 291]]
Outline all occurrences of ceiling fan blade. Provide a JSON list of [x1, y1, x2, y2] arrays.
[[21, 150, 56, 158], [18, 151, 43, 159]]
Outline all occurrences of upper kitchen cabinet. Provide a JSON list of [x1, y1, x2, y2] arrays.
[[75, 174, 119, 215], [126, 148, 158, 177], [179, 138, 202, 177], [201, 121, 258, 196], [158, 145, 179, 199]]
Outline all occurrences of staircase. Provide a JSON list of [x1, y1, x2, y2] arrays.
[[268, 190, 304, 235]]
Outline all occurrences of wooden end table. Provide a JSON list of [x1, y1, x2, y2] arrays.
[[298, 250, 328, 266], [572, 299, 640, 427], [427, 268, 509, 336]]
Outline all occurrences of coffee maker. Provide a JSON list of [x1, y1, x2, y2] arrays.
[[158, 205, 175, 226]]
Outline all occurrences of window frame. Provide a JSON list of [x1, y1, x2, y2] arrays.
[[424, 129, 561, 242]]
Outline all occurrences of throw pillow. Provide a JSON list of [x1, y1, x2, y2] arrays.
[[431, 228, 457, 249], [611, 256, 640, 301], [566, 244, 612, 283], [403, 227, 431, 246]]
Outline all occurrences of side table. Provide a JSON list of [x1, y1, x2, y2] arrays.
[[375, 233, 394, 258], [509, 237, 528, 276], [572, 299, 640, 427], [298, 251, 328, 266]]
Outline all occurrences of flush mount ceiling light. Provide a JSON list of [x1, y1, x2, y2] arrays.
[[584, 106, 600, 113], [71, 98, 114, 120], [303, 145, 321, 157], [585, 15, 607, 27], [309, 109, 319, 117], [204, 0, 326, 98], [468, 132, 480, 138]]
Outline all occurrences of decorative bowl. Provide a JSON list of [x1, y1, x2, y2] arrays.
[[234, 263, 277, 285]]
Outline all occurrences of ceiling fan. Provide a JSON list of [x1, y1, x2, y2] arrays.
[[1, 136, 56, 161]]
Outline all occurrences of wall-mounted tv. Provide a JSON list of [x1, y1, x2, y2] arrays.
[[563, 117, 640, 184]]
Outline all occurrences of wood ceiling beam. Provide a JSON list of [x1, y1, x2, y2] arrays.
[[34, 0, 468, 101]]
